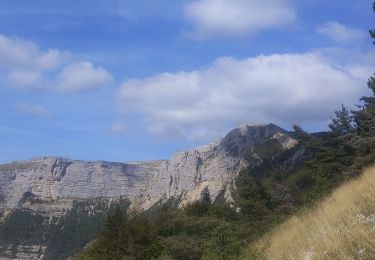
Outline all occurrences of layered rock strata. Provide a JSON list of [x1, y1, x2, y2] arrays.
[[0, 124, 298, 211]]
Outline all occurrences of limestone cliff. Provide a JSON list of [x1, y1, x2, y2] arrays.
[[0, 123, 299, 212], [0, 158, 163, 210], [139, 123, 298, 209]]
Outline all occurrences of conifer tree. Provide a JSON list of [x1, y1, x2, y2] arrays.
[[329, 105, 354, 136]]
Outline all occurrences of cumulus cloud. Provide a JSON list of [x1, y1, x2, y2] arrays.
[[7, 70, 46, 88], [184, 0, 296, 38], [16, 101, 52, 117], [0, 35, 70, 70], [118, 52, 374, 141], [0, 34, 113, 92], [56, 62, 113, 91], [317, 22, 367, 44]]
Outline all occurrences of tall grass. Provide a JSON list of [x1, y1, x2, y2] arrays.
[[251, 166, 375, 259]]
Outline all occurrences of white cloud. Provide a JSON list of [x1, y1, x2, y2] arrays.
[[118, 52, 374, 141], [317, 22, 366, 44], [184, 0, 296, 38], [0, 34, 113, 92], [7, 70, 46, 88], [110, 122, 128, 135], [56, 62, 113, 91], [0, 35, 70, 70], [16, 101, 52, 117]]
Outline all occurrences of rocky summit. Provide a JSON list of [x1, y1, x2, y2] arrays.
[[0, 124, 299, 212]]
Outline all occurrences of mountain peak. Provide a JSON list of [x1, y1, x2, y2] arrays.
[[235, 123, 284, 132], [219, 123, 286, 158]]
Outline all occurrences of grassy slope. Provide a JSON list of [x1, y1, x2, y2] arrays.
[[251, 166, 375, 259]]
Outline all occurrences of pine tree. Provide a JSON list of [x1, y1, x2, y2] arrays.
[[352, 78, 375, 136], [329, 105, 354, 136]]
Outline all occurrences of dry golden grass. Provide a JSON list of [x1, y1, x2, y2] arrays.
[[251, 166, 375, 260]]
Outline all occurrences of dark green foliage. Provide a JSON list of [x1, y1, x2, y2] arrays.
[[0, 210, 53, 259], [81, 200, 245, 260], [0, 210, 51, 245], [352, 77, 375, 136], [203, 225, 242, 260], [329, 105, 354, 136], [82, 208, 162, 260], [235, 173, 272, 218], [44, 199, 130, 260], [0, 198, 130, 260], [163, 235, 203, 260]]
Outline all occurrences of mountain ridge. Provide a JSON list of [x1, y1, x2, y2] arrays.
[[0, 123, 298, 212]]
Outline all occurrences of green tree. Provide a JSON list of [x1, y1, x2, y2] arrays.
[[352, 78, 375, 136], [292, 124, 309, 139], [329, 105, 354, 136], [203, 225, 242, 260], [234, 171, 271, 219], [80, 208, 162, 260]]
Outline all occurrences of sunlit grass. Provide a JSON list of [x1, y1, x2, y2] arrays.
[[250, 166, 375, 259]]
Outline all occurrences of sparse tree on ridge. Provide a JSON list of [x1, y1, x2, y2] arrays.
[[329, 105, 354, 136]]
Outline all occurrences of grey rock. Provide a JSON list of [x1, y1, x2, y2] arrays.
[[0, 157, 163, 209], [134, 123, 297, 209], [0, 124, 299, 211]]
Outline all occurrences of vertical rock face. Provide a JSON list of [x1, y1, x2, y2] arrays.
[[0, 157, 164, 209], [140, 123, 297, 209], [0, 123, 299, 211]]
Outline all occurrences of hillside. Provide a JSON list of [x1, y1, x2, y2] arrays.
[[251, 166, 375, 259], [79, 124, 368, 259]]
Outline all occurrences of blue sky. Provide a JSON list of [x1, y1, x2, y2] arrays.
[[0, 0, 374, 163]]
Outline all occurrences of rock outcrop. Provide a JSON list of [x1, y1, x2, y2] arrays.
[[139, 123, 297, 209], [0, 158, 163, 209]]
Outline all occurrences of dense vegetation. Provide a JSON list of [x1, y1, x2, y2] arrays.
[[0, 198, 129, 260], [44, 199, 130, 259]]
